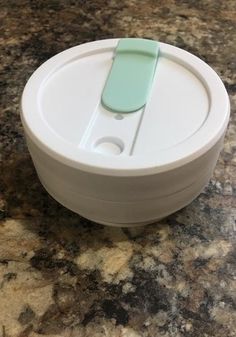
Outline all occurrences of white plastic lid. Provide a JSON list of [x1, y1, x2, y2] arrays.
[[21, 39, 229, 176]]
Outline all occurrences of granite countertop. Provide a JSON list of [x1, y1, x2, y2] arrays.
[[0, 1, 236, 336]]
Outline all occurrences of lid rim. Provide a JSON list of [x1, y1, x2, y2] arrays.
[[21, 108, 229, 177]]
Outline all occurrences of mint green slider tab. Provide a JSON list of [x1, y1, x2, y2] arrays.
[[102, 38, 159, 113]]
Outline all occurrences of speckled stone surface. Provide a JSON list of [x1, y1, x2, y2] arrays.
[[0, 1, 236, 336]]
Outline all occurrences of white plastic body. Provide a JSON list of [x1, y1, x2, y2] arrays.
[[26, 134, 224, 226], [21, 39, 230, 226]]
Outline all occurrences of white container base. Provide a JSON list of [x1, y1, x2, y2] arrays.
[[30, 136, 222, 227], [39, 175, 206, 227]]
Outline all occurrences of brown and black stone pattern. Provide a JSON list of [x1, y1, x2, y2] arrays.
[[0, 0, 236, 336]]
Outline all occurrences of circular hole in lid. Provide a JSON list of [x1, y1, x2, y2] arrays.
[[94, 137, 124, 156]]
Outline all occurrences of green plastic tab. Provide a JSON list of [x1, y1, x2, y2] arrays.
[[101, 38, 159, 113]]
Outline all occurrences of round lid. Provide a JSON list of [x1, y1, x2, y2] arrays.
[[21, 39, 229, 176]]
